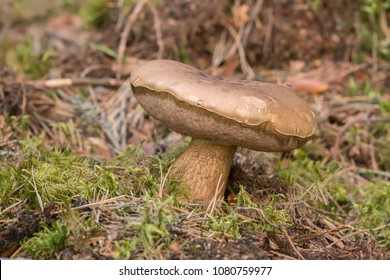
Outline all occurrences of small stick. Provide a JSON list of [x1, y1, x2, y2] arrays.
[[22, 167, 44, 212], [25, 78, 125, 89], [269, 250, 297, 260], [282, 228, 305, 260], [116, 0, 146, 80], [326, 224, 389, 248], [146, 0, 164, 59], [0, 139, 17, 148], [206, 174, 224, 215], [159, 163, 173, 201], [0, 199, 26, 216], [242, 0, 263, 48], [224, 23, 255, 79], [327, 63, 369, 81]]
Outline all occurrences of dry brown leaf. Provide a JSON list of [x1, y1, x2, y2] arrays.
[[287, 78, 329, 94], [232, 4, 250, 28]]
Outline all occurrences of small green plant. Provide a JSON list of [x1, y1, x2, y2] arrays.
[[236, 187, 290, 232], [60, 205, 101, 250], [280, 149, 343, 205], [7, 115, 31, 137], [178, 45, 190, 64], [206, 188, 291, 237], [115, 239, 138, 259], [281, 146, 390, 248], [375, 131, 390, 170], [89, 42, 118, 58], [355, 181, 390, 248], [347, 79, 388, 108], [207, 209, 242, 238], [116, 198, 173, 259], [236, 185, 258, 207], [3, 38, 53, 79], [307, 0, 322, 11], [22, 220, 68, 259], [80, 0, 111, 27], [356, 0, 390, 60], [260, 194, 290, 231], [0, 147, 105, 209]]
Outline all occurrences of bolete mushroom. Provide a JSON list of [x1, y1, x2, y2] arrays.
[[130, 60, 315, 203]]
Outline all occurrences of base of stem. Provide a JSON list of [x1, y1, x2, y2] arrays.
[[171, 139, 236, 203]]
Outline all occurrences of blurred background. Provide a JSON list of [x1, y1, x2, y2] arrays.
[[0, 0, 389, 260]]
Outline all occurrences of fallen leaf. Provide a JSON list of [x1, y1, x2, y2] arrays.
[[287, 78, 329, 94], [227, 193, 237, 205], [232, 4, 250, 28], [88, 137, 112, 159]]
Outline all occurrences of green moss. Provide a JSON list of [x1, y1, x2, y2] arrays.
[[260, 194, 291, 232], [115, 198, 173, 259], [1, 149, 93, 209], [375, 131, 390, 170], [236, 185, 258, 207], [2, 38, 53, 79], [205, 189, 290, 239], [207, 210, 242, 238], [60, 205, 102, 250], [21, 204, 102, 259], [355, 0, 390, 60], [0, 141, 186, 259], [280, 147, 390, 248], [22, 220, 68, 259], [0, 143, 180, 211], [79, 0, 111, 27], [280, 149, 344, 206], [355, 181, 390, 248]]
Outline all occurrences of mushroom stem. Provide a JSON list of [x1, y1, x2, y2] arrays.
[[171, 138, 237, 203]]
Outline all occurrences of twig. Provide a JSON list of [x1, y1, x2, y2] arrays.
[[158, 161, 173, 201], [242, 0, 263, 48], [356, 168, 390, 179], [262, 7, 273, 58], [303, 202, 348, 218], [328, 63, 369, 81], [116, 0, 147, 80], [238, 206, 280, 229], [119, 85, 128, 150], [206, 174, 224, 215], [282, 228, 305, 260], [369, 138, 379, 170], [299, 165, 342, 203], [52, 195, 135, 214], [146, 0, 164, 59], [0, 199, 26, 216], [224, 23, 255, 79], [22, 167, 44, 212], [269, 250, 298, 260], [372, 31, 378, 73], [325, 224, 389, 248], [0, 139, 17, 148], [25, 78, 125, 89], [10, 245, 25, 259], [212, 31, 235, 69]]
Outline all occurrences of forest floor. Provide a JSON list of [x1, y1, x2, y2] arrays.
[[0, 0, 389, 260]]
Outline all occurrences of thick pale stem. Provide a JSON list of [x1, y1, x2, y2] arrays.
[[171, 138, 237, 203]]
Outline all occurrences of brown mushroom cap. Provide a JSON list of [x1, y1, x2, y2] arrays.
[[130, 60, 315, 152]]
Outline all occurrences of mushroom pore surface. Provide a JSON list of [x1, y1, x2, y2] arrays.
[[132, 87, 310, 152]]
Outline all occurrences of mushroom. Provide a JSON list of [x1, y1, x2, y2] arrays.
[[130, 60, 315, 203]]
